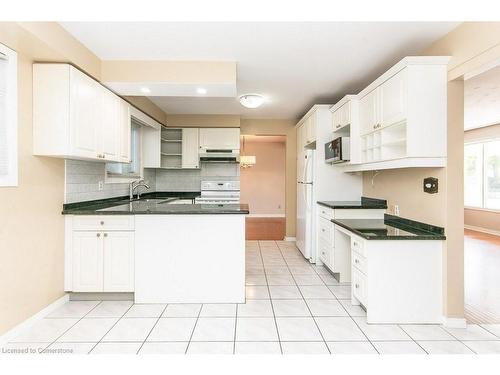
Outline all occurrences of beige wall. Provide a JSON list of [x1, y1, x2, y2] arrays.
[[240, 119, 297, 238], [0, 23, 169, 335], [464, 123, 500, 232], [240, 139, 286, 216], [166, 114, 240, 128]]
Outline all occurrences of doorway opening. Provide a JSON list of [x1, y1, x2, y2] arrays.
[[463, 64, 500, 323], [240, 135, 286, 240]]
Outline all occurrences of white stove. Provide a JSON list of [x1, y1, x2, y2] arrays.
[[195, 181, 240, 204]]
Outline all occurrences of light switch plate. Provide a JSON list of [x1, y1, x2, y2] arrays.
[[98, 181, 104, 191]]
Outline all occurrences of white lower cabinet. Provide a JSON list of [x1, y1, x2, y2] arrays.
[[72, 232, 104, 292], [66, 216, 134, 293]]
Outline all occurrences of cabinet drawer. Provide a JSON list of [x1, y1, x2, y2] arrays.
[[352, 268, 367, 306], [318, 205, 334, 220], [352, 250, 367, 275], [351, 235, 366, 257], [318, 217, 334, 244], [72, 215, 135, 231], [318, 238, 332, 269]]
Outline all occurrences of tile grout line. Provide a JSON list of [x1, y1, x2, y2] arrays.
[[184, 304, 203, 354], [276, 240, 331, 354], [258, 240, 283, 354], [309, 257, 381, 354], [395, 324, 429, 354], [135, 304, 170, 354], [88, 302, 135, 354], [43, 300, 105, 354]]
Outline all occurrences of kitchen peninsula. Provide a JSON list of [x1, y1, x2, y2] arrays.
[[62, 195, 249, 304]]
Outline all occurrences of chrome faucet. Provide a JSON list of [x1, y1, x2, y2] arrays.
[[129, 179, 150, 201]]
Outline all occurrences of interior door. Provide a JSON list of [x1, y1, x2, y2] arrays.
[[72, 231, 103, 292]]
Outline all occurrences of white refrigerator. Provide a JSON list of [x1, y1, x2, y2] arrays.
[[296, 149, 314, 261]]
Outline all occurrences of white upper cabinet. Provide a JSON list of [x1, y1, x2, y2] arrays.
[[296, 123, 306, 151], [33, 64, 131, 162], [305, 115, 316, 145], [199, 128, 240, 151], [182, 128, 200, 169], [345, 56, 449, 171], [332, 101, 352, 131], [379, 70, 407, 129], [359, 88, 379, 135]]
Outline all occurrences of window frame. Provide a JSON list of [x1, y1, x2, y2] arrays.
[[104, 120, 144, 184], [464, 138, 500, 212], [0, 43, 18, 187]]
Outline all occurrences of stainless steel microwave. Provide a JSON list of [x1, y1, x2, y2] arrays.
[[325, 137, 350, 164]]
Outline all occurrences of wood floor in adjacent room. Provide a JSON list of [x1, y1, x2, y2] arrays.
[[464, 229, 500, 324], [245, 217, 286, 240]]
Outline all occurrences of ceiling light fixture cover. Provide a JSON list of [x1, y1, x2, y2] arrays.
[[140, 87, 151, 94], [239, 93, 265, 109], [196, 87, 207, 94]]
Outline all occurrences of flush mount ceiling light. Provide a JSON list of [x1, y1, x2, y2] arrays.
[[140, 87, 151, 94], [239, 93, 265, 109], [196, 87, 207, 94]]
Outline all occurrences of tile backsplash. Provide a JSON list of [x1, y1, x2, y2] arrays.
[[65, 160, 238, 203], [155, 162, 240, 192], [65, 160, 156, 204]]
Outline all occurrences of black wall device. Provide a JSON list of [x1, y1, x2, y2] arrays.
[[423, 177, 438, 194]]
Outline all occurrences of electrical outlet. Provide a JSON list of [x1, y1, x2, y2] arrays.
[[98, 181, 104, 191], [394, 205, 400, 216]]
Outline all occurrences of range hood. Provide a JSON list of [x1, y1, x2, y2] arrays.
[[199, 149, 240, 163]]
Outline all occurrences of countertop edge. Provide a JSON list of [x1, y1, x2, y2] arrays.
[[331, 219, 446, 241]]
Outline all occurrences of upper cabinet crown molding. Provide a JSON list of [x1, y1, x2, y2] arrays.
[[33, 63, 131, 163]]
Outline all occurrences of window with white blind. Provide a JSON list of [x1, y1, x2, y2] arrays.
[[0, 43, 17, 187]]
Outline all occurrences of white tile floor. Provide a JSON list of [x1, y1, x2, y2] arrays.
[[3, 240, 500, 354]]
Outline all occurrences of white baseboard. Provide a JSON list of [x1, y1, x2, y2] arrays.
[[284, 237, 296, 242], [465, 225, 500, 237], [442, 317, 467, 328], [0, 294, 69, 345]]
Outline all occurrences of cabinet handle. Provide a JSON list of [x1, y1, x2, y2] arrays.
[[322, 229, 325, 232], [355, 283, 359, 289], [104, 233, 108, 238], [100, 221, 104, 225], [96, 233, 100, 237], [355, 259, 359, 264]]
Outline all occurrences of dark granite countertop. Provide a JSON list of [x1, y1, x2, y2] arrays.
[[332, 214, 446, 240], [317, 196, 387, 210], [62, 192, 249, 215]]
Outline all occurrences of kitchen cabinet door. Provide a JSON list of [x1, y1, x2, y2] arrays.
[[297, 124, 306, 151], [199, 128, 240, 150], [103, 232, 134, 292], [359, 89, 378, 135], [100, 90, 120, 161], [342, 102, 351, 127], [305, 115, 316, 145], [118, 99, 131, 163], [72, 231, 103, 292], [332, 109, 341, 131], [182, 128, 200, 168], [380, 71, 407, 128], [69, 68, 101, 159]]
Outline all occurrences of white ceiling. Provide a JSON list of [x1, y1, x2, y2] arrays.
[[465, 64, 500, 130], [60, 22, 458, 120]]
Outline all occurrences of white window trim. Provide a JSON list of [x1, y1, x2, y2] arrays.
[[464, 139, 500, 212], [0, 43, 18, 187]]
